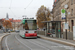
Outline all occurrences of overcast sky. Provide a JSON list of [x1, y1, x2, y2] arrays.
[[0, 0, 54, 19]]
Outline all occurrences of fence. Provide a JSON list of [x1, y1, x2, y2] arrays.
[[37, 31, 73, 40], [37, 31, 45, 35], [63, 32, 73, 40]]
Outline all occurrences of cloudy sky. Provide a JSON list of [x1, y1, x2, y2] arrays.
[[0, 0, 54, 19]]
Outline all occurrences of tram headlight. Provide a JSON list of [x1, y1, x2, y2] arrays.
[[26, 31, 28, 33], [34, 31, 37, 33]]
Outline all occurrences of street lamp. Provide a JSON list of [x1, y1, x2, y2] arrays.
[[64, 4, 68, 40]]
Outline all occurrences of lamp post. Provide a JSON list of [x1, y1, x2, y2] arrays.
[[64, 4, 68, 40]]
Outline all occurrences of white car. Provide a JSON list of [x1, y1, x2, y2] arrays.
[[8, 30, 11, 33], [15, 30, 20, 33]]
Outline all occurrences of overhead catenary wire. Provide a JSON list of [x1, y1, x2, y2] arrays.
[[25, 0, 33, 9], [9, 0, 16, 17], [23, 0, 33, 17], [9, 0, 12, 9], [0, 0, 34, 19], [0, 0, 33, 9], [10, 9, 17, 17]]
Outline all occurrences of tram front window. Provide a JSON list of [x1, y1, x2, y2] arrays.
[[24, 20, 37, 30]]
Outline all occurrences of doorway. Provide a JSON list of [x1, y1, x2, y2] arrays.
[[0, 25, 2, 29], [71, 20, 74, 31]]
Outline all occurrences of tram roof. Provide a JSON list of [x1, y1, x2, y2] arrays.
[[23, 19, 36, 20]]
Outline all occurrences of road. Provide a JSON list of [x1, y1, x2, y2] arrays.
[[2, 33, 75, 50]]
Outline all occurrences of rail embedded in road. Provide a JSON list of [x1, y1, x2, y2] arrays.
[[1, 34, 75, 50]]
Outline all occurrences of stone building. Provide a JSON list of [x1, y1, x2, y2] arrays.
[[53, 0, 75, 32], [12, 20, 21, 30], [52, 0, 75, 39]]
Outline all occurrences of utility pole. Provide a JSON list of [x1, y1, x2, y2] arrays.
[[64, 4, 68, 40], [65, 10, 67, 40]]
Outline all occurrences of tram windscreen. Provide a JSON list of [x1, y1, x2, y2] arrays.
[[24, 20, 37, 30]]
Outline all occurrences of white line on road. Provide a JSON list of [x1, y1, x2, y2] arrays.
[[5, 36, 9, 50], [38, 39, 65, 46], [15, 35, 32, 50], [27, 39, 50, 50], [39, 36, 75, 46]]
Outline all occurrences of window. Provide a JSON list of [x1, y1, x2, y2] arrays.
[[71, 9, 73, 16], [74, 7, 75, 15], [67, 2, 69, 9], [71, 0, 73, 5], [24, 20, 37, 30], [71, 20, 74, 31]]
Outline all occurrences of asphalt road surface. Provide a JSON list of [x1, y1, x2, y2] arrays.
[[2, 33, 75, 50]]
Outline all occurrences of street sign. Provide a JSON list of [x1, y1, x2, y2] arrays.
[[64, 4, 68, 9], [64, 23, 68, 29], [61, 9, 66, 19]]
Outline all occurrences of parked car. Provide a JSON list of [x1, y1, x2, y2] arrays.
[[8, 30, 11, 33], [0, 30, 4, 33], [15, 30, 20, 33], [3, 29, 6, 33]]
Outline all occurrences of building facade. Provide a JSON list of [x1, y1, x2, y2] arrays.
[[12, 20, 21, 30], [53, 0, 75, 33], [2, 18, 21, 30]]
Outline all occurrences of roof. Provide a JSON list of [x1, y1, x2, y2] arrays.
[[55, 0, 57, 2], [2, 18, 21, 22], [13, 20, 21, 22], [2, 18, 13, 21], [2, 18, 5, 21], [9, 19, 13, 21], [23, 19, 36, 20]]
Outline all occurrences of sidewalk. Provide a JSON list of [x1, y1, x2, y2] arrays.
[[38, 35, 75, 47], [0, 33, 6, 37], [0, 33, 10, 50]]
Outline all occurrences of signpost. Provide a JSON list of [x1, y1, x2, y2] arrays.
[[64, 4, 68, 40], [61, 4, 68, 40], [65, 23, 68, 29], [61, 9, 66, 19]]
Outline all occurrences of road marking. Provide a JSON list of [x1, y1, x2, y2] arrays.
[[15, 35, 32, 50], [5, 36, 9, 50], [26, 39, 50, 50], [27, 39, 51, 49], [40, 36, 75, 46], [36, 39, 71, 49], [38, 39, 65, 46]]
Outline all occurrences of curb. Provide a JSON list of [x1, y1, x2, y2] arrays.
[[0, 34, 10, 50], [38, 35, 75, 47]]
